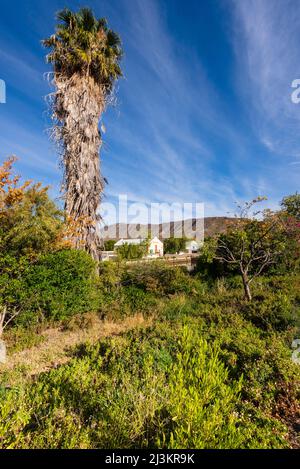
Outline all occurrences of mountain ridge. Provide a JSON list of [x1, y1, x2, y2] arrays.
[[101, 216, 240, 240]]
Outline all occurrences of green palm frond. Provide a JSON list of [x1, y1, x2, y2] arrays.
[[43, 7, 122, 89], [106, 30, 121, 47], [97, 18, 108, 32], [78, 7, 97, 32], [42, 34, 57, 48], [56, 8, 76, 28]]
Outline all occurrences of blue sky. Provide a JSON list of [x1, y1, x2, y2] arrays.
[[0, 0, 299, 222]]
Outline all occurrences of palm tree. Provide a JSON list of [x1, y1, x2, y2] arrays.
[[43, 8, 122, 260]]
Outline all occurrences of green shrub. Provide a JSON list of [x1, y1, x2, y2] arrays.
[[15, 250, 100, 324], [103, 240, 116, 251], [98, 261, 124, 294], [164, 238, 187, 254], [116, 242, 148, 260], [243, 293, 299, 331], [4, 325, 45, 353], [122, 262, 200, 296], [122, 286, 156, 313], [156, 326, 245, 448]]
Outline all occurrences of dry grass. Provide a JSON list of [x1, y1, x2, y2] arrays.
[[0, 313, 152, 379]]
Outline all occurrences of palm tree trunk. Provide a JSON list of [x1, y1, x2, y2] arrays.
[[54, 73, 105, 261]]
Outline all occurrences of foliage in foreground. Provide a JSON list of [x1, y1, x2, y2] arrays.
[[0, 323, 291, 449], [0, 266, 299, 449]]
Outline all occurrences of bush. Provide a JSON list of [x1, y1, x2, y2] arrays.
[[98, 261, 124, 293], [14, 250, 100, 324], [116, 242, 148, 260], [156, 327, 245, 449], [4, 325, 45, 353], [164, 238, 186, 254], [122, 262, 200, 296], [242, 292, 299, 332], [122, 286, 156, 313], [103, 240, 115, 251]]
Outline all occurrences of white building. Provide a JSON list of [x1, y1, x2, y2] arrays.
[[185, 240, 201, 254], [114, 237, 164, 258], [148, 237, 164, 257]]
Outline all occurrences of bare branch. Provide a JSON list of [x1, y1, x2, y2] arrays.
[[0, 306, 20, 336]]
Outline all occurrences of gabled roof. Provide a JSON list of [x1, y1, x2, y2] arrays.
[[114, 237, 164, 247], [150, 236, 163, 245], [186, 240, 200, 247], [114, 238, 146, 247]]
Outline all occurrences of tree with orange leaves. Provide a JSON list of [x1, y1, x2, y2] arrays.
[[0, 156, 68, 258]]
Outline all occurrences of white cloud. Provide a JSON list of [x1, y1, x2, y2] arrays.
[[231, 0, 300, 160]]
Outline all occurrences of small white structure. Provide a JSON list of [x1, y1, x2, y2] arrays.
[[114, 237, 164, 258], [185, 240, 201, 254], [148, 236, 164, 257]]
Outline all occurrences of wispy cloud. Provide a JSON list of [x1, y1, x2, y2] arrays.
[[1, 0, 298, 225], [231, 0, 300, 160], [101, 0, 256, 219]]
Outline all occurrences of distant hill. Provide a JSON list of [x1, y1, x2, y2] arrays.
[[101, 217, 239, 241]]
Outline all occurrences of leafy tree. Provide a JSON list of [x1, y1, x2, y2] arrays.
[[0, 157, 65, 259], [281, 193, 300, 219], [116, 241, 148, 260], [0, 157, 82, 342], [202, 198, 285, 301], [164, 237, 187, 254], [103, 240, 116, 251], [43, 8, 123, 261]]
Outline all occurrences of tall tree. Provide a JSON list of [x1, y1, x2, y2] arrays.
[[43, 8, 122, 260]]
